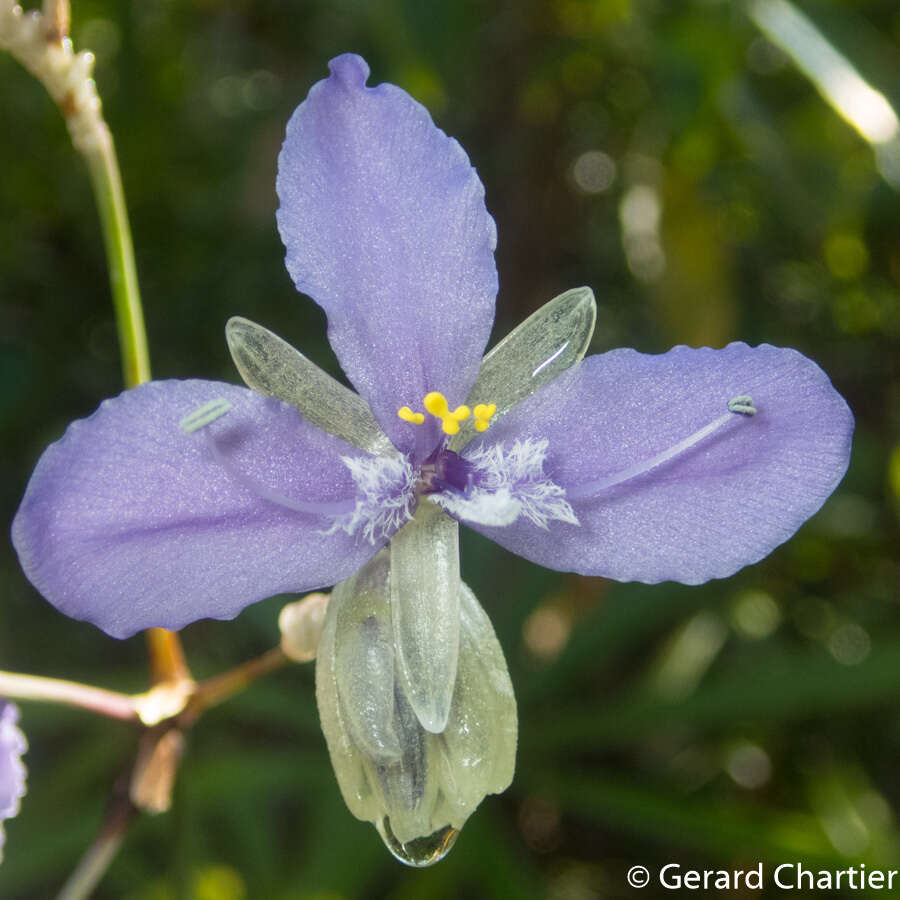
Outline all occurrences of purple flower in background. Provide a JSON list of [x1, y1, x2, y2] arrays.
[[11, 54, 853, 864], [0, 701, 27, 861]]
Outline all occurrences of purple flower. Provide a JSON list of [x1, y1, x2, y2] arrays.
[[0, 701, 27, 861], [11, 54, 853, 861]]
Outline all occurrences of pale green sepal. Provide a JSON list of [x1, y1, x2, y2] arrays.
[[315, 550, 517, 866], [450, 286, 597, 451], [376, 581, 517, 852], [315, 566, 386, 827], [226, 316, 395, 455], [389, 501, 460, 734], [333, 555, 401, 762], [431, 581, 517, 818]]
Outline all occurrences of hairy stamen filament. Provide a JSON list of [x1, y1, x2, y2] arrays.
[[568, 396, 757, 500]]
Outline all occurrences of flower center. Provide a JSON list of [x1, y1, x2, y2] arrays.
[[397, 392, 496, 435], [417, 447, 473, 495]]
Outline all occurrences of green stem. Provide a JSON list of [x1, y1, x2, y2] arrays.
[[81, 126, 151, 389]]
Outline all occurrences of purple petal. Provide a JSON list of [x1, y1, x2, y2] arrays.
[[276, 54, 498, 458], [463, 343, 853, 584], [0, 701, 27, 861], [12, 380, 391, 638]]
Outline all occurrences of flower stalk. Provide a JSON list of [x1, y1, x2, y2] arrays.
[[0, 641, 295, 727], [81, 117, 151, 389], [54, 773, 136, 900], [145, 628, 191, 687], [0, 670, 140, 721], [180, 646, 289, 725]]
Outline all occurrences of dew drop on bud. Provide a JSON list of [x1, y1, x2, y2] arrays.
[[376, 818, 459, 867]]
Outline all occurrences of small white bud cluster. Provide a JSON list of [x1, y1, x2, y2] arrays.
[[0, 2, 108, 154]]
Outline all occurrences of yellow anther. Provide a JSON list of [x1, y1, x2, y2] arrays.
[[397, 406, 425, 425], [423, 392, 449, 416], [423, 391, 470, 435], [401, 393, 497, 434], [473, 402, 497, 432]]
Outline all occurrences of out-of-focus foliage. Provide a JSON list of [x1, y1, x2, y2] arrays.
[[1, 0, 899, 897]]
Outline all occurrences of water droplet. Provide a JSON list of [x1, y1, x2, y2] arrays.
[[376, 817, 459, 867]]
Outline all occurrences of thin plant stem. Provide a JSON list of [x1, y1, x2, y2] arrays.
[[145, 627, 192, 686], [183, 646, 289, 723], [54, 785, 136, 900], [82, 129, 151, 388], [0, 642, 295, 726], [0, 670, 139, 721], [54, 826, 127, 900]]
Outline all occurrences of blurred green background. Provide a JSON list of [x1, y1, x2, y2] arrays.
[[1, 0, 899, 897]]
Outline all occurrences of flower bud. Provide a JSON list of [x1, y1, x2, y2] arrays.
[[279, 592, 330, 662], [315, 550, 516, 866]]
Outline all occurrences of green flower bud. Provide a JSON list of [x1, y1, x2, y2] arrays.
[[315, 550, 517, 866]]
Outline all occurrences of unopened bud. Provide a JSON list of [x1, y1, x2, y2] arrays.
[[279, 592, 329, 662], [316, 551, 517, 866]]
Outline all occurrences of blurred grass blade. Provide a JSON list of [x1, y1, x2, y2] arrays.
[[519, 583, 714, 707], [534, 640, 900, 747], [748, 0, 900, 188], [534, 772, 845, 865]]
